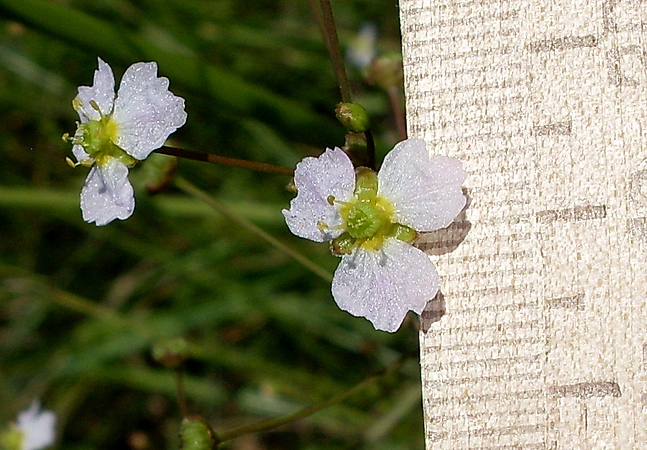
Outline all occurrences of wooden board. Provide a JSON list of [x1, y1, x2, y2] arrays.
[[399, 0, 647, 447]]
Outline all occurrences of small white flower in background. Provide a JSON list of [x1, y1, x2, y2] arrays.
[[347, 23, 377, 70], [283, 139, 466, 332], [17, 400, 56, 450], [0, 400, 56, 450], [65, 57, 187, 226]]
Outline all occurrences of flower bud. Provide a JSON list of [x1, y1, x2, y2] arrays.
[[366, 54, 403, 91], [335, 103, 370, 133], [180, 416, 216, 450], [152, 338, 189, 369]]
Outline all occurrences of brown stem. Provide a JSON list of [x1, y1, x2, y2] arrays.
[[387, 86, 407, 141], [364, 130, 376, 170], [156, 146, 294, 176], [175, 369, 189, 418], [310, 0, 352, 103]]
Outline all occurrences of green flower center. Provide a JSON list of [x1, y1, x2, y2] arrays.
[[345, 201, 386, 239], [330, 167, 417, 255], [65, 98, 136, 168]]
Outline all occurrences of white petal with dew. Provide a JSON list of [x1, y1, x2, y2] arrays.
[[378, 139, 466, 232], [17, 400, 56, 450], [112, 62, 187, 160], [283, 148, 355, 242], [80, 158, 134, 226], [72, 144, 90, 164], [75, 57, 115, 122], [331, 239, 439, 332]]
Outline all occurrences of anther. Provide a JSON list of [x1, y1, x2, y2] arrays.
[[89, 100, 101, 112], [65, 157, 79, 168]]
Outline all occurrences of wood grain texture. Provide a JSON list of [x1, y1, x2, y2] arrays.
[[399, 0, 647, 447]]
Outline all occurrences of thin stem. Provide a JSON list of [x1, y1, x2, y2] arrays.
[[175, 369, 189, 418], [387, 86, 407, 141], [174, 177, 333, 283], [216, 353, 413, 444], [311, 0, 352, 103], [156, 146, 294, 176], [364, 130, 376, 170], [0, 263, 119, 322]]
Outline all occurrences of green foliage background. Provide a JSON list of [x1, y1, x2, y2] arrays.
[[0, 0, 424, 448]]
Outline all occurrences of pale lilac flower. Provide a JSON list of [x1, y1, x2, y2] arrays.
[[283, 139, 466, 332], [347, 23, 378, 70], [16, 400, 56, 450], [66, 57, 187, 226]]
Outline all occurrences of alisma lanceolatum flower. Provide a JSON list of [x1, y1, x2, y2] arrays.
[[283, 139, 466, 332], [0, 400, 56, 450], [65, 58, 187, 226]]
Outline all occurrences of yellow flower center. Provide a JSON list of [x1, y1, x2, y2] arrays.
[[330, 168, 416, 255], [66, 98, 136, 168]]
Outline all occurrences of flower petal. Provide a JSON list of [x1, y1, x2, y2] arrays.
[[17, 399, 56, 450], [331, 239, 439, 332], [76, 57, 115, 122], [72, 144, 90, 164], [378, 138, 466, 231], [282, 148, 355, 242], [80, 158, 134, 226], [112, 61, 187, 160]]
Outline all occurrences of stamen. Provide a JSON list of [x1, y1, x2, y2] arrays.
[[89, 100, 101, 112], [72, 97, 83, 112], [327, 195, 335, 205], [65, 157, 79, 168]]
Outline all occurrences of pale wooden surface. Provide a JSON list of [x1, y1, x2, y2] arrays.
[[399, 0, 647, 448]]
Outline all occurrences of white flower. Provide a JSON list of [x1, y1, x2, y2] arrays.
[[16, 400, 56, 450], [347, 23, 378, 70], [283, 139, 466, 332], [67, 57, 187, 226]]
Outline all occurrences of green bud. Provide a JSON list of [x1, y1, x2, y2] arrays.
[[335, 102, 370, 133], [366, 54, 403, 91], [180, 417, 216, 450], [152, 338, 189, 369]]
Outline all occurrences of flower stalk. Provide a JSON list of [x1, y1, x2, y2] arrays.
[[310, 0, 352, 103], [156, 146, 293, 176], [175, 369, 189, 418], [215, 352, 413, 444], [174, 177, 333, 282], [387, 87, 407, 141]]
